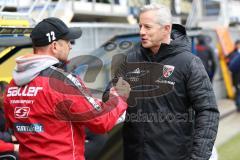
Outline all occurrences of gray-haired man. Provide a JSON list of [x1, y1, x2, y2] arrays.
[[105, 3, 219, 160]]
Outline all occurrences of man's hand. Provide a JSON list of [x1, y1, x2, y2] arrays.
[[14, 144, 19, 152], [110, 77, 131, 99], [12, 135, 17, 142]]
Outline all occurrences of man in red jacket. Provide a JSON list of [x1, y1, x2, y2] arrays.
[[4, 17, 131, 160]]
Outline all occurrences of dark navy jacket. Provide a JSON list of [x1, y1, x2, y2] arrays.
[[105, 24, 219, 160]]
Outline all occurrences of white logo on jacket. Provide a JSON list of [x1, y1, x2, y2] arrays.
[[14, 107, 30, 118], [127, 68, 149, 82], [7, 86, 43, 97]]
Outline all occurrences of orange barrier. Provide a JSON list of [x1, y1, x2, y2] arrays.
[[215, 27, 235, 99], [216, 27, 235, 57]]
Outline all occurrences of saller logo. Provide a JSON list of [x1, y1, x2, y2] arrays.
[[14, 107, 30, 118], [163, 65, 175, 78], [7, 86, 43, 97]]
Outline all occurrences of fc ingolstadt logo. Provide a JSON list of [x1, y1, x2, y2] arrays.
[[163, 65, 175, 78]]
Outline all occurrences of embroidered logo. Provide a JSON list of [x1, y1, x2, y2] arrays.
[[163, 65, 175, 78], [127, 68, 149, 82], [131, 68, 141, 74], [14, 107, 30, 118]]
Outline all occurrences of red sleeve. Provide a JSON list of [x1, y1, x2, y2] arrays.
[[83, 95, 127, 134], [0, 139, 14, 152], [53, 75, 128, 134]]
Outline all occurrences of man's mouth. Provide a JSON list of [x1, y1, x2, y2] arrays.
[[141, 38, 148, 42]]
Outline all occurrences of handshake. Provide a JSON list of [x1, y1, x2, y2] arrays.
[[110, 77, 131, 99]]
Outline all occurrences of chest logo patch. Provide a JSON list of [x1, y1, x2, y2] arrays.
[[14, 107, 30, 118], [163, 65, 175, 78]]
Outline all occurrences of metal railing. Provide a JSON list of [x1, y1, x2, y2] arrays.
[[185, 0, 198, 28], [0, 0, 69, 25], [0, 0, 130, 25]]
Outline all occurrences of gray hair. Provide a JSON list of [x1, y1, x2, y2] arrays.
[[140, 3, 172, 25]]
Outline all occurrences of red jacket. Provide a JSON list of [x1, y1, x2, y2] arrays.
[[4, 55, 127, 160]]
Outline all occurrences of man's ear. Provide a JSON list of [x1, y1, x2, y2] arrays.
[[51, 41, 58, 54], [164, 24, 172, 34]]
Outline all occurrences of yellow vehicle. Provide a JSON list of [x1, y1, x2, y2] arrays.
[[0, 27, 32, 82]]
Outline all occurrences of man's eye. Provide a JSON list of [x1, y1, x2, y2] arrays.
[[145, 26, 151, 29]]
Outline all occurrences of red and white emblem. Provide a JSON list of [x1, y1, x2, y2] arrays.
[[14, 107, 30, 118], [163, 65, 175, 78]]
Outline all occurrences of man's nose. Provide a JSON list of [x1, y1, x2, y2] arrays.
[[140, 27, 146, 36]]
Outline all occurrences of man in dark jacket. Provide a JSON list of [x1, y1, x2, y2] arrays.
[[228, 40, 240, 112], [195, 35, 217, 82], [104, 3, 219, 160]]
